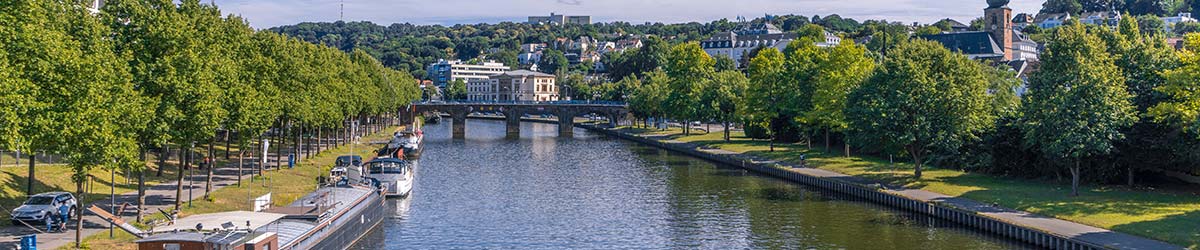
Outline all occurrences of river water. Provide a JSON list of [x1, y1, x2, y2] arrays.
[[351, 119, 1035, 249]]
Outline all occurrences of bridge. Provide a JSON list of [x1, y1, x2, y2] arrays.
[[409, 101, 629, 138]]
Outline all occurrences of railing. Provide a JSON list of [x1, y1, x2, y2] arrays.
[[414, 100, 627, 106]]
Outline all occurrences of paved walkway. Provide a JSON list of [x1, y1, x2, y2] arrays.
[[633, 131, 1184, 250], [0, 138, 349, 249]]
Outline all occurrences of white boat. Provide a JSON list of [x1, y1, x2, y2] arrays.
[[365, 157, 414, 197]]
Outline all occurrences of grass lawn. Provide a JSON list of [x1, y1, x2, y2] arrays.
[[72, 126, 398, 250], [0, 163, 180, 216], [628, 128, 1200, 249]]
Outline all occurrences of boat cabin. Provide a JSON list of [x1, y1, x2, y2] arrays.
[[367, 158, 409, 175]]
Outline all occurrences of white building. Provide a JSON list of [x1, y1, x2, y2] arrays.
[[701, 23, 840, 68], [426, 59, 510, 87], [467, 70, 559, 102], [1162, 13, 1197, 33], [1078, 11, 1121, 27], [528, 13, 591, 25], [1035, 13, 1070, 29]]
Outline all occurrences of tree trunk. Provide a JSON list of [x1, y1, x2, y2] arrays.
[[824, 129, 831, 154], [137, 147, 147, 223], [295, 123, 303, 163], [275, 121, 284, 170], [157, 145, 167, 177], [205, 138, 214, 200], [769, 136, 776, 152], [911, 147, 923, 179], [237, 149, 244, 187], [258, 135, 265, 177], [1127, 165, 1135, 187], [175, 147, 185, 211], [1071, 161, 1081, 197], [27, 154, 35, 196], [843, 133, 850, 157], [224, 130, 232, 160], [723, 121, 730, 142], [75, 180, 84, 248]]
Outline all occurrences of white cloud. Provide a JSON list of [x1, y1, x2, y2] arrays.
[[212, 0, 1045, 28]]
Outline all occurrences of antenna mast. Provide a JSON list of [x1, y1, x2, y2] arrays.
[[340, 0, 344, 21]]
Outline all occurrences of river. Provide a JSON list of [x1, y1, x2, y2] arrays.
[[351, 119, 1035, 249]]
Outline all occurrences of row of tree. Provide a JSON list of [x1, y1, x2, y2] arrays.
[[0, 0, 420, 246], [622, 19, 1200, 197]]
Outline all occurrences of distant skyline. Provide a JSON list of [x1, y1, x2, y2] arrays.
[[213, 0, 1045, 29]]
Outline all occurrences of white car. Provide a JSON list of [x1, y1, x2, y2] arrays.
[[10, 192, 77, 226]]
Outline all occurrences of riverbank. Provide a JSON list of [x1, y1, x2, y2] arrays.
[[73, 126, 399, 250], [580, 124, 1191, 250]]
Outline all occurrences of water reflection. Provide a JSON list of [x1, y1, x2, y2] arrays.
[[351, 119, 1036, 250]]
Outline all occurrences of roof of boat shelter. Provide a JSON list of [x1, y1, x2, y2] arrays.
[[152, 211, 287, 233]]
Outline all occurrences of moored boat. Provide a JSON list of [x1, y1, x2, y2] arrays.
[[130, 162, 388, 250], [365, 157, 415, 198]]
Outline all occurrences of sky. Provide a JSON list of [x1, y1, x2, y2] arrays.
[[212, 0, 1045, 29]]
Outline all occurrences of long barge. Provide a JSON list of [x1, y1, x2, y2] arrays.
[[130, 166, 387, 250]]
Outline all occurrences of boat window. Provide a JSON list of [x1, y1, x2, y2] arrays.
[[369, 161, 407, 174]]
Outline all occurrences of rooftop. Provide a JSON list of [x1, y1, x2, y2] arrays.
[[918, 31, 1004, 59], [501, 70, 555, 77], [151, 211, 287, 233]]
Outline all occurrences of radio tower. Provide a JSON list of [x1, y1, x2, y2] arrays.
[[340, 0, 344, 21]]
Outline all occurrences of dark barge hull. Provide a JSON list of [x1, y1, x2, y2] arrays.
[[310, 192, 385, 250]]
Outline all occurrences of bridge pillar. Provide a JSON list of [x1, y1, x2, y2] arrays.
[[451, 110, 467, 139], [504, 108, 522, 138], [558, 108, 575, 137], [607, 111, 622, 128]]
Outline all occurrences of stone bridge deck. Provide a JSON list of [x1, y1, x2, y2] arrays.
[[410, 101, 628, 138]]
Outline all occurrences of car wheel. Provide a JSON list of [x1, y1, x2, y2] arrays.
[[69, 207, 77, 218]]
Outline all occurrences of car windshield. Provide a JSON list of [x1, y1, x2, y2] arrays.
[[24, 196, 54, 205], [368, 161, 406, 174]]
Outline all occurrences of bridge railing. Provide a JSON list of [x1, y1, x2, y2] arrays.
[[415, 100, 627, 106]]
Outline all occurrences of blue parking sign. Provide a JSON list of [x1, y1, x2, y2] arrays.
[[20, 234, 35, 250]]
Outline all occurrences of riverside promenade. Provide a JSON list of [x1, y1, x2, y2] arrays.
[[0, 138, 340, 249], [577, 123, 1184, 250]]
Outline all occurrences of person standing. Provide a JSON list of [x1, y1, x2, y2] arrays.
[[57, 203, 69, 232]]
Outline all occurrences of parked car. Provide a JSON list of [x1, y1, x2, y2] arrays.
[[10, 192, 76, 226]]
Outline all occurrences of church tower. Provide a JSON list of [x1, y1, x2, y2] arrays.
[[985, 0, 1013, 61]]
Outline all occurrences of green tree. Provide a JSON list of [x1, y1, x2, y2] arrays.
[[1151, 34, 1200, 135], [538, 49, 569, 74], [746, 48, 788, 151], [488, 49, 519, 69], [1022, 21, 1136, 196], [1042, 0, 1084, 14], [915, 26, 943, 36], [846, 39, 994, 179], [805, 40, 876, 157], [105, 0, 231, 211], [629, 70, 670, 129], [714, 55, 737, 71], [663, 42, 715, 135], [1135, 15, 1166, 37], [445, 79, 468, 100], [5, 1, 144, 246], [704, 71, 749, 141]]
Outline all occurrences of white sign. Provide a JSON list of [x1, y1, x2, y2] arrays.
[[261, 138, 270, 165], [252, 193, 272, 212]]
